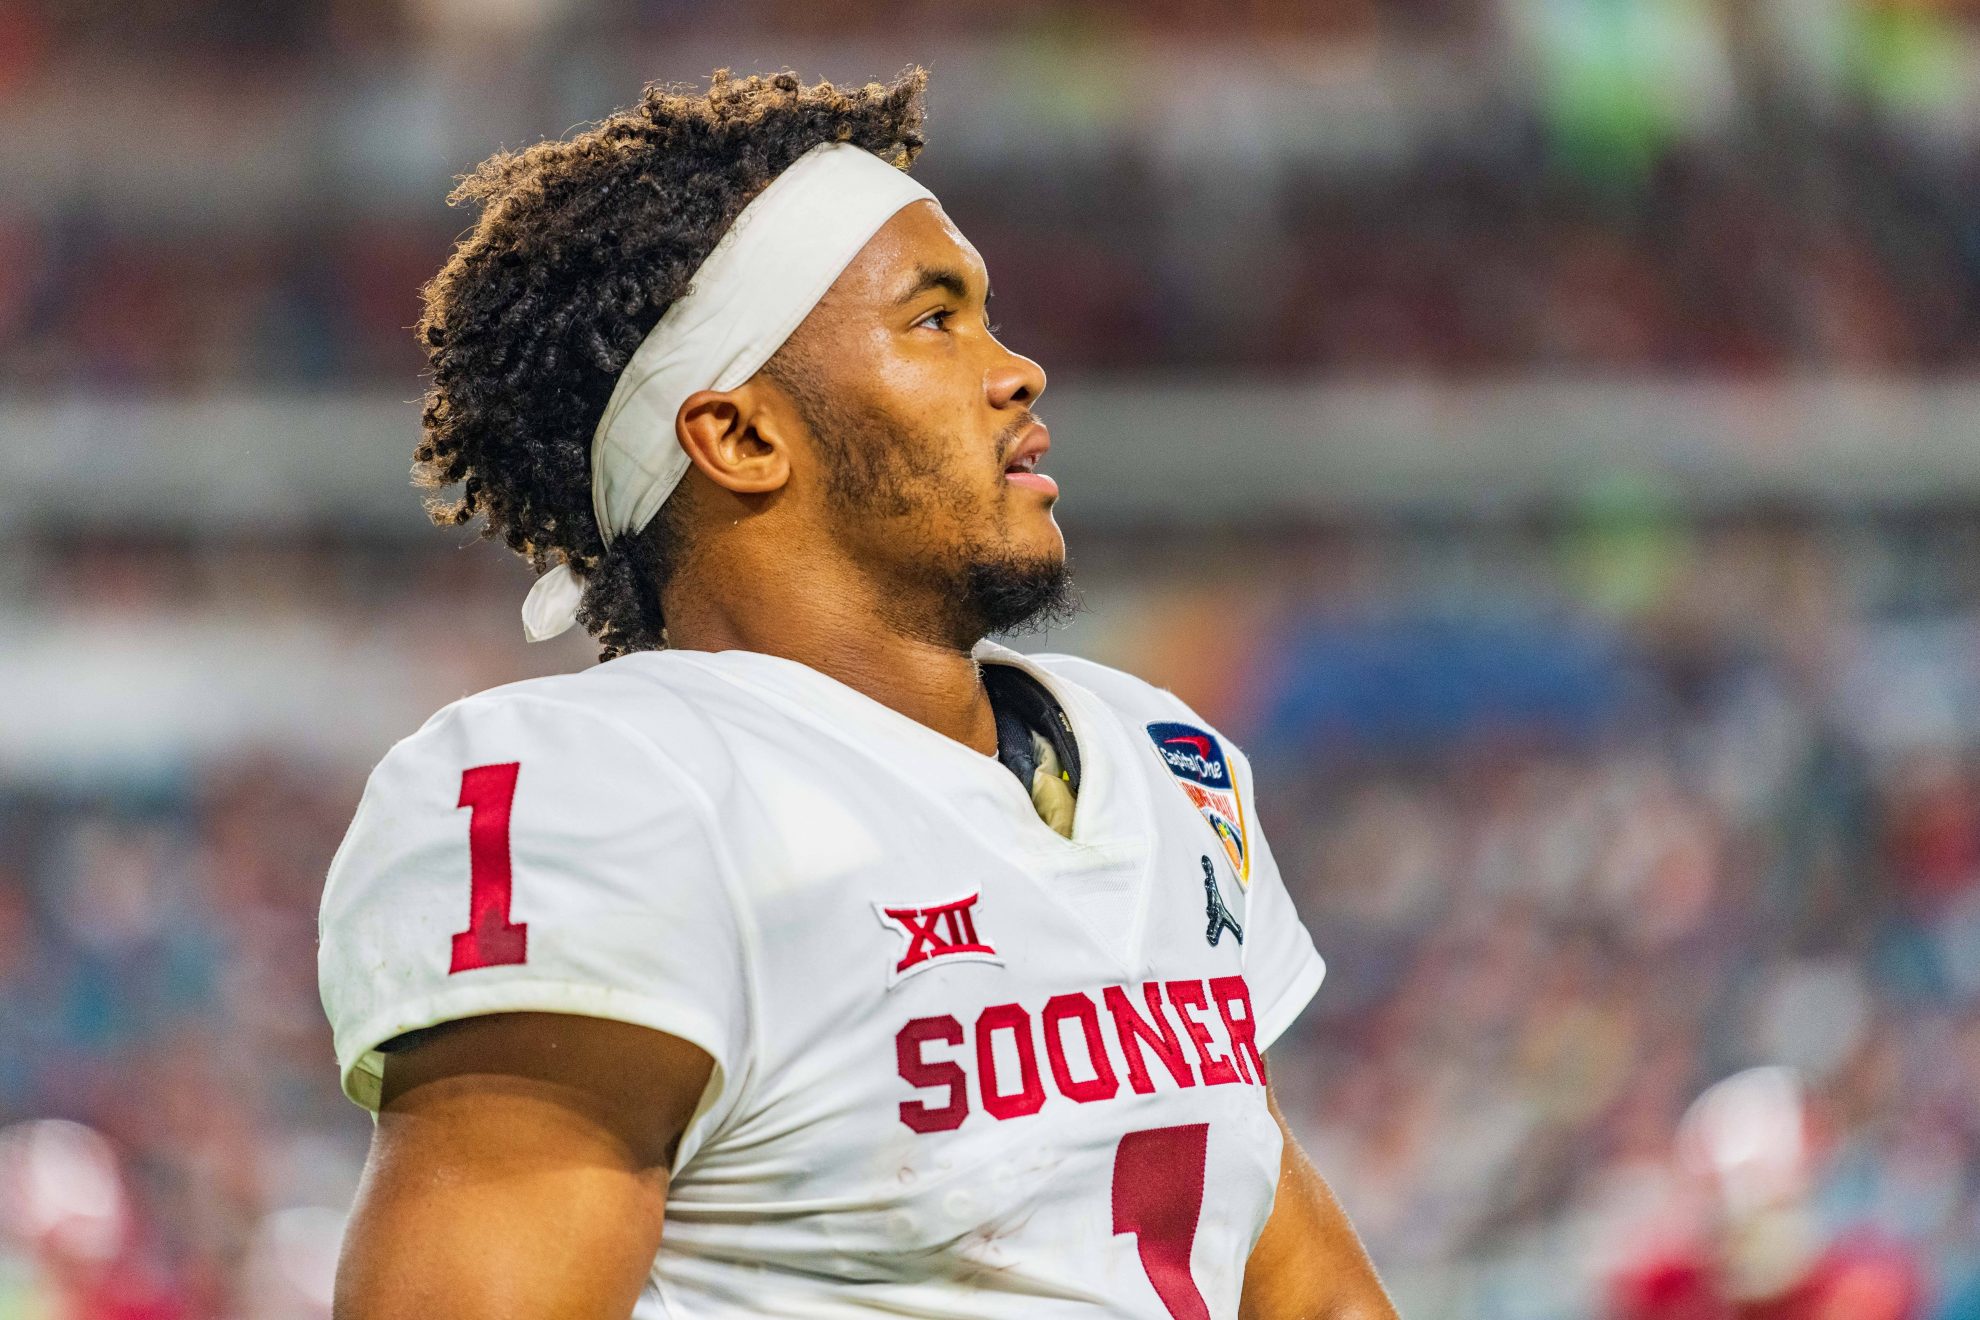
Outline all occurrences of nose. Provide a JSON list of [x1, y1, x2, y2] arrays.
[[985, 346, 1046, 411]]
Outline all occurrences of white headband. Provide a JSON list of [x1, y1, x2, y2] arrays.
[[520, 141, 936, 642]]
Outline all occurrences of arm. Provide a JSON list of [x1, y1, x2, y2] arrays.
[[334, 1011, 713, 1320], [1240, 1083, 1398, 1320]]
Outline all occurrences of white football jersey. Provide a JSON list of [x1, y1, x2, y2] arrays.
[[319, 639, 1325, 1319]]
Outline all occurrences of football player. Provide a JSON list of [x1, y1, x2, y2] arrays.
[[320, 68, 1396, 1320]]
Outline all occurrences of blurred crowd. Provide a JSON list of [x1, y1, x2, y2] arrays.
[[1239, 513, 1980, 1317], [3, 513, 1979, 1317], [0, 748, 366, 1316], [12, 128, 1980, 391], [11, 1, 1980, 388]]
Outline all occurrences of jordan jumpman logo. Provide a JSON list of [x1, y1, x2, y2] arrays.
[[1202, 855, 1244, 947]]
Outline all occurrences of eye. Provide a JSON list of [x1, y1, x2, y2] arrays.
[[916, 308, 952, 331]]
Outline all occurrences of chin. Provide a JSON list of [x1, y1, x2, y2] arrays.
[[962, 548, 1080, 640], [1012, 510, 1067, 562]]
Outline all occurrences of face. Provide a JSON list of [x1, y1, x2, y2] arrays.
[[763, 200, 1074, 648]]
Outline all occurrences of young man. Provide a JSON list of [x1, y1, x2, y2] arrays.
[[319, 69, 1396, 1320]]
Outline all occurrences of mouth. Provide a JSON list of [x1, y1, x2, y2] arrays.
[[1002, 421, 1058, 497]]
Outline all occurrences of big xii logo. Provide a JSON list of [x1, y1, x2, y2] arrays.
[[876, 892, 1002, 985], [1145, 721, 1252, 888]]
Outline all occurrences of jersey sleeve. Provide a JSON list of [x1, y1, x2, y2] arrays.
[[317, 692, 751, 1159], [1229, 747, 1327, 1052]]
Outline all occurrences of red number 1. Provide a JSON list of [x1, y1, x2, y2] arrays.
[[449, 762, 528, 973], [1112, 1124, 1211, 1320]]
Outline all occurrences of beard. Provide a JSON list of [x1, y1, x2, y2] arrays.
[[950, 553, 1081, 642], [782, 371, 1080, 650]]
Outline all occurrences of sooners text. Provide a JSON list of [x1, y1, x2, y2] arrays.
[[893, 975, 1263, 1133]]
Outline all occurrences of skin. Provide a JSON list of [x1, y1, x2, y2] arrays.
[[337, 199, 1397, 1319], [660, 199, 1061, 758]]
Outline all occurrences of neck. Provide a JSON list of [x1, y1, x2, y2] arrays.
[[659, 538, 1000, 758]]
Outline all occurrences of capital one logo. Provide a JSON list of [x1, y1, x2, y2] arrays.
[[876, 892, 1002, 985], [1158, 735, 1226, 783]]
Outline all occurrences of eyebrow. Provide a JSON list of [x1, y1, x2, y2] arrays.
[[893, 264, 990, 307]]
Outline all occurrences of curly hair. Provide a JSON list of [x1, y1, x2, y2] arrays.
[[413, 69, 929, 659]]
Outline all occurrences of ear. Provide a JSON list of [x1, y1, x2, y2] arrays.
[[675, 384, 791, 496]]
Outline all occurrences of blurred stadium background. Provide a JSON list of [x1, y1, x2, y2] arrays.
[[8, 0, 1980, 1316]]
